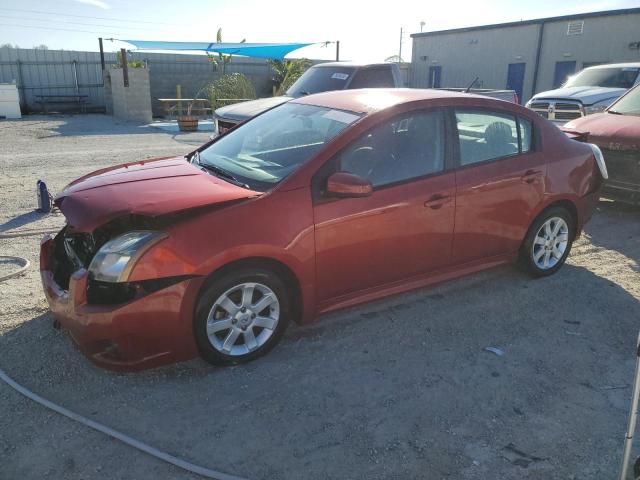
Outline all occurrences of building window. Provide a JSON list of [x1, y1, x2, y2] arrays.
[[567, 21, 584, 36]]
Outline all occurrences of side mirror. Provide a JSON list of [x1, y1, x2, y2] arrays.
[[325, 172, 373, 198]]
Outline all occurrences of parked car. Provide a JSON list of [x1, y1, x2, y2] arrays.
[[41, 88, 606, 371], [213, 62, 517, 136], [563, 83, 640, 204], [213, 62, 404, 135], [526, 63, 640, 124]]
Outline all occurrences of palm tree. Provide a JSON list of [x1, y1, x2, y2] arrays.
[[268, 58, 312, 95], [207, 28, 246, 75]]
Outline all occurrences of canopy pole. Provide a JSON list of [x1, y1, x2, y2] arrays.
[[98, 38, 105, 71], [120, 48, 129, 87]]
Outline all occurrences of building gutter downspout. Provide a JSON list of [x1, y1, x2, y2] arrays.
[[531, 20, 545, 98]]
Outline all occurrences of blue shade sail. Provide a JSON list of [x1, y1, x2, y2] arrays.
[[122, 40, 313, 59]]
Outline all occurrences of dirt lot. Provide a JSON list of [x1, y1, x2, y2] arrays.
[[0, 115, 639, 480]]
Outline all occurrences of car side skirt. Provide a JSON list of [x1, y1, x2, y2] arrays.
[[316, 252, 516, 316]]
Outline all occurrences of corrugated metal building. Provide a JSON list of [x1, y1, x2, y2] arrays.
[[409, 8, 640, 103]]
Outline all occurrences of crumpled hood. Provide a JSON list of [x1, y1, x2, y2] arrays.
[[565, 113, 640, 150], [214, 96, 291, 122], [530, 86, 626, 106], [56, 157, 260, 232]]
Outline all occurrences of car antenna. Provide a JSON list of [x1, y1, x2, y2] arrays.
[[465, 77, 479, 93]]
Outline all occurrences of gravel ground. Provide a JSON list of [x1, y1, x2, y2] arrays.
[[0, 115, 639, 480]]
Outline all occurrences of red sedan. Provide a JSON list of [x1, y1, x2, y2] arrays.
[[40, 89, 607, 371]]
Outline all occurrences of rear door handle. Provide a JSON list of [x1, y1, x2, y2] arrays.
[[424, 194, 451, 209], [521, 169, 543, 184]]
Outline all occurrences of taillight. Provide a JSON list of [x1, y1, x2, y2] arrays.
[[588, 143, 608, 179]]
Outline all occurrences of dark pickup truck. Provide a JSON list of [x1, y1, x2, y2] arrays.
[[213, 62, 404, 135]]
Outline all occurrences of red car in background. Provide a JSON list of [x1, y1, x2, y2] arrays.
[[564, 83, 640, 205], [40, 89, 607, 371]]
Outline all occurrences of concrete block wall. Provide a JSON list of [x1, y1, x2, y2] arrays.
[[109, 68, 152, 124]]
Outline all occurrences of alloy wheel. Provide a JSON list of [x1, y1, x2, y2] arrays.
[[205, 282, 280, 356], [531, 216, 569, 270]]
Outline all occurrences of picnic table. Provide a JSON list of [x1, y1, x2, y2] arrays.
[[158, 98, 211, 118], [35, 94, 88, 114]]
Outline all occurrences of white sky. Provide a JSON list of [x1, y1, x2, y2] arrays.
[[0, 0, 637, 61]]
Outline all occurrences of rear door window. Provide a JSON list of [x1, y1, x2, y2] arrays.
[[348, 68, 396, 89], [454, 110, 535, 166]]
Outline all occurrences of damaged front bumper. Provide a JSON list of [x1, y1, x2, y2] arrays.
[[40, 234, 202, 371]]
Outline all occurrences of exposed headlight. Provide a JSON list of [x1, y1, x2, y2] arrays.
[[588, 143, 608, 180], [584, 104, 608, 115], [88, 231, 166, 283]]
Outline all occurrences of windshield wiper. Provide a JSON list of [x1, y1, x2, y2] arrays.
[[198, 163, 251, 189], [607, 110, 624, 115], [298, 90, 311, 96]]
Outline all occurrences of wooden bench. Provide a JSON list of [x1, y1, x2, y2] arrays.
[[35, 94, 89, 114]]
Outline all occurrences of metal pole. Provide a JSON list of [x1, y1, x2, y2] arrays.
[[399, 28, 403, 62], [120, 48, 129, 87], [98, 37, 105, 71], [531, 21, 545, 99], [15, 59, 25, 111], [72, 60, 79, 96], [619, 332, 640, 480], [335, 41, 340, 62]]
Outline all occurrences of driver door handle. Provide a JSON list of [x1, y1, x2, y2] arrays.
[[424, 194, 451, 209]]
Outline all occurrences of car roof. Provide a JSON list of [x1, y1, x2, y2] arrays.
[[311, 61, 394, 69], [291, 88, 490, 114], [584, 62, 640, 70]]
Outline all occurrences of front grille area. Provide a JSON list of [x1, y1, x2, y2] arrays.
[[530, 102, 549, 110], [51, 227, 103, 291], [600, 148, 640, 184], [529, 100, 584, 122]]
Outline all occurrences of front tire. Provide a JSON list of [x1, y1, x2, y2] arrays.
[[194, 268, 290, 366], [519, 206, 575, 278]]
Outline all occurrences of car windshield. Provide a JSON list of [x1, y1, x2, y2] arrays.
[[197, 103, 361, 191], [565, 67, 640, 89], [285, 66, 356, 97], [609, 86, 640, 116]]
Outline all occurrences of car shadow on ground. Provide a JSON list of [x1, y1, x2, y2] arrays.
[[1, 261, 638, 479], [583, 199, 640, 267]]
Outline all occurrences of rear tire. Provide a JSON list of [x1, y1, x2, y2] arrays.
[[519, 206, 575, 278], [194, 268, 290, 366]]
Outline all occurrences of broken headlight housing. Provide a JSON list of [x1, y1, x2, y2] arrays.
[[88, 231, 166, 283]]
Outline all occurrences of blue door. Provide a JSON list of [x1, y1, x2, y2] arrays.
[[428, 66, 442, 88], [506, 63, 526, 103], [553, 61, 576, 88]]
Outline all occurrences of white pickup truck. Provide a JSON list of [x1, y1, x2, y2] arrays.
[[526, 62, 640, 124]]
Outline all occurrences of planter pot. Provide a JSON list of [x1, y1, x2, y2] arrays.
[[177, 115, 198, 132]]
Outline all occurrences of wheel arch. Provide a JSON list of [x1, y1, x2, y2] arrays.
[[197, 256, 304, 325], [523, 198, 579, 247], [523, 198, 580, 232]]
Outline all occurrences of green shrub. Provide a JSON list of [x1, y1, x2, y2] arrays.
[[208, 73, 256, 109]]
